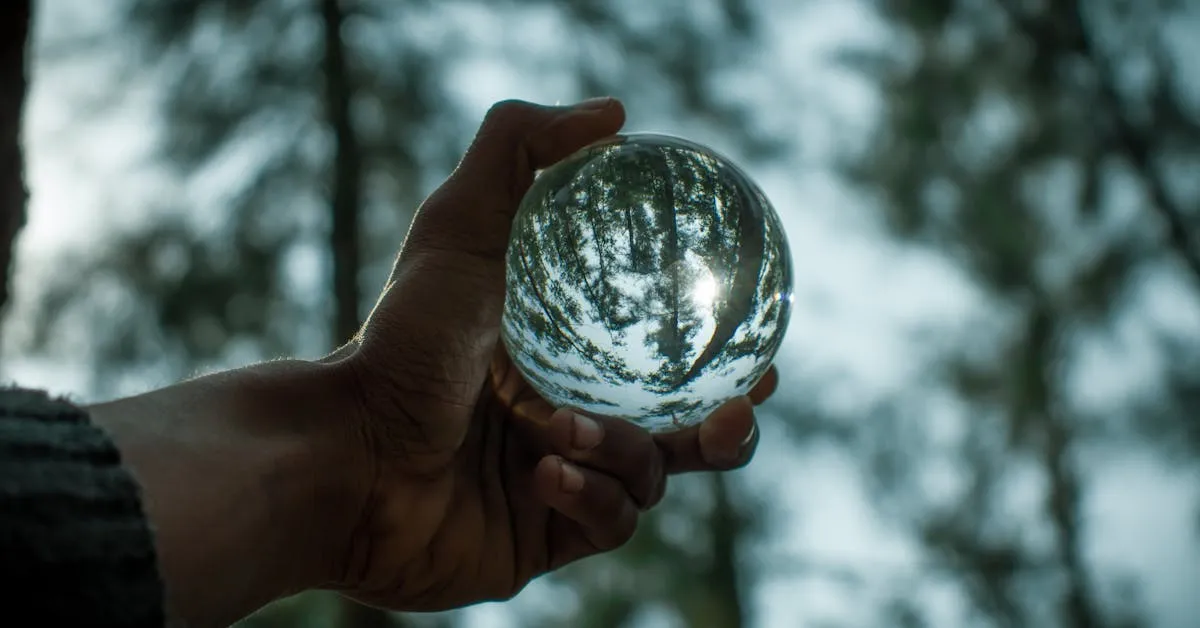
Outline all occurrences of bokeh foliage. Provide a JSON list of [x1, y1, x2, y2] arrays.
[[14, 0, 1200, 626]]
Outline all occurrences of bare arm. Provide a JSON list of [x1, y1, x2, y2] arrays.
[[87, 359, 366, 628]]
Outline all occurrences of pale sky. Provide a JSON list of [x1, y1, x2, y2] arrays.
[[6, 1, 1199, 627]]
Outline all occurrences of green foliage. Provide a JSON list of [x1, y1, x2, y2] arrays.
[[833, 0, 1200, 625]]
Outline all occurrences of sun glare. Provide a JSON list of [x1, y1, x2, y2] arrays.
[[691, 272, 719, 308]]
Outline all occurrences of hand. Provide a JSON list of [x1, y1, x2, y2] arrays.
[[322, 98, 780, 611]]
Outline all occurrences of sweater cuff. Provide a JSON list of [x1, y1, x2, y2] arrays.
[[0, 387, 165, 627]]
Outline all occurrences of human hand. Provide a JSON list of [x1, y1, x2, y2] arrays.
[[322, 98, 780, 611]]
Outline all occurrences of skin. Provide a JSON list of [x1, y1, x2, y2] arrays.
[[88, 98, 779, 628]]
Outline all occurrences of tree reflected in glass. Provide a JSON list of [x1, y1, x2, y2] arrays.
[[502, 134, 792, 431]]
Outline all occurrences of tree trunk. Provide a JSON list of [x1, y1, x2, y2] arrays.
[[322, 0, 362, 345], [319, 1, 397, 626], [1023, 304, 1101, 628], [709, 475, 746, 628], [0, 1, 32, 320], [688, 475, 747, 628]]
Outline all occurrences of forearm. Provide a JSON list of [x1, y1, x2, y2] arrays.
[[88, 359, 364, 628]]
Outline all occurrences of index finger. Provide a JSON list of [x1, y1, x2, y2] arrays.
[[655, 396, 759, 474], [653, 365, 776, 473], [747, 365, 778, 405]]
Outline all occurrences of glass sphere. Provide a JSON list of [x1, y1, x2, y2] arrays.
[[501, 133, 793, 432]]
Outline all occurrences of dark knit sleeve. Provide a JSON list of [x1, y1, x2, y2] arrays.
[[0, 388, 164, 627]]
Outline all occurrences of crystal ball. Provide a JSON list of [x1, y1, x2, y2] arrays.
[[501, 133, 793, 432]]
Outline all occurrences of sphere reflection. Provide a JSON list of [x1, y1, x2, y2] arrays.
[[501, 133, 793, 432]]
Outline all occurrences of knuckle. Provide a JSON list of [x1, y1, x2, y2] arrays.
[[727, 456, 752, 471], [592, 501, 638, 551], [598, 475, 630, 513], [633, 447, 666, 509], [724, 447, 756, 471], [632, 429, 659, 465], [596, 424, 661, 505], [485, 579, 530, 605], [610, 506, 639, 547], [609, 420, 656, 466], [710, 446, 754, 472], [643, 473, 668, 510], [483, 99, 534, 128], [550, 411, 578, 452]]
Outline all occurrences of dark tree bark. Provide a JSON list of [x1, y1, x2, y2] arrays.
[[705, 475, 747, 628], [322, 0, 362, 344], [0, 1, 32, 319]]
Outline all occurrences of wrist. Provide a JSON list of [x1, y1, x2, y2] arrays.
[[222, 358, 373, 592]]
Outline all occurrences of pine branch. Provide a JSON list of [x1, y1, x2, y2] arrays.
[[1000, 1, 1200, 288], [1067, 5, 1200, 288]]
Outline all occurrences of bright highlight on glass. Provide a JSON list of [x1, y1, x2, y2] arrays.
[[501, 133, 793, 432]]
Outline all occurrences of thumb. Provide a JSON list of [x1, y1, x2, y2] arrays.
[[353, 99, 625, 455], [366, 97, 625, 354], [402, 97, 626, 263], [368, 98, 625, 351]]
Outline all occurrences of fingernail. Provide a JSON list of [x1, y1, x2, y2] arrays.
[[715, 397, 755, 464], [739, 421, 758, 448], [559, 458, 585, 493], [574, 96, 613, 110], [572, 413, 604, 451]]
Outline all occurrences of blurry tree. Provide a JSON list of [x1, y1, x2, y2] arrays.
[[31, 0, 455, 625], [837, 0, 1200, 625], [16, 0, 1200, 624], [29, 0, 459, 391], [0, 1, 32, 327], [23, 0, 791, 626]]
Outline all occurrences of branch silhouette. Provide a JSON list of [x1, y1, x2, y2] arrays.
[[1001, 1, 1200, 287]]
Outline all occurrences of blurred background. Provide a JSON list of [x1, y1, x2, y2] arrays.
[[4, 0, 1200, 626]]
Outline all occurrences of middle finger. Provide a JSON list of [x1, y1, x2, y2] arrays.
[[544, 408, 666, 510]]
